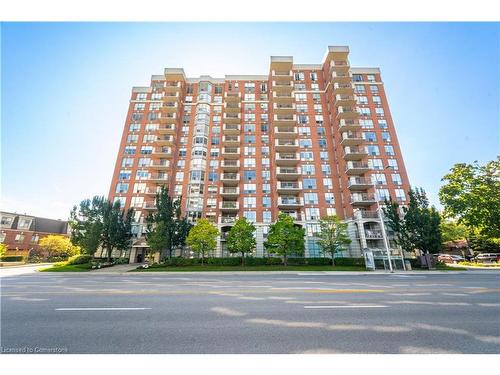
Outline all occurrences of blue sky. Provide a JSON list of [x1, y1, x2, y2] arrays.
[[1, 22, 499, 220]]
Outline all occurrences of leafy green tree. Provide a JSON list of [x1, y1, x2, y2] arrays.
[[468, 231, 500, 253], [316, 215, 351, 266], [101, 200, 134, 262], [264, 213, 305, 266], [383, 187, 442, 254], [70, 196, 105, 255], [39, 235, 80, 260], [440, 217, 469, 243], [226, 217, 256, 265], [0, 243, 8, 258], [146, 187, 191, 259], [439, 158, 500, 239], [186, 218, 219, 264]]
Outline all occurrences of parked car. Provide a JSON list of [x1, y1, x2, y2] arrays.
[[437, 254, 455, 264], [449, 255, 465, 262], [475, 253, 500, 263]]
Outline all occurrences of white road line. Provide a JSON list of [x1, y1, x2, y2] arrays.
[[55, 307, 152, 311], [304, 305, 387, 309]]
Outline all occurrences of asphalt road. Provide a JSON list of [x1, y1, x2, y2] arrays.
[[1, 270, 499, 354]]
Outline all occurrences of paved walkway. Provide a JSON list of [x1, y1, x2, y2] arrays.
[[90, 263, 141, 273]]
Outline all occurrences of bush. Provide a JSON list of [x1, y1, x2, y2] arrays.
[[243, 257, 268, 266], [0, 256, 24, 262], [47, 256, 69, 263], [67, 254, 93, 265], [161, 257, 201, 267], [266, 257, 283, 266], [113, 258, 129, 265], [306, 257, 332, 266], [287, 257, 307, 266], [334, 257, 365, 267], [206, 257, 242, 266]]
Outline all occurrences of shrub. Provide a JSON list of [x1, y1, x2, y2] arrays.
[[67, 254, 93, 265], [161, 257, 200, 267], [334, 257, 365, 267], [306, 257, 332, 266], [113, 258, 129, 265], [205, 257, 241, 266], [243, 257, 268, 266], [287, 257, 307, 266], [0, 256, 24, 262], [266, 257, 283, 266], [47, 256, 68, 263]]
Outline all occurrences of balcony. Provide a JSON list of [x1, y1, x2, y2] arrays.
[[273, 102, 295, 114], [272, 70, 293, 78], [331, 71, 352, 84], [160, 102, 178, 113], [222, 124, 240, 134], [338, 119, 361, 132], [274, 126, 298, 138], [329, 60, 350, 74], [150, 160, 170, 169], [219, 216, 237, 225], [221, 173, 240, 186], [273, 114, 296, 126], [276, 167, 301, 180], [149, 174, 169, 183], [272, 80, 294, 91], [340, 132, 364, 146], [221, 147, 240, 159], [278, 196, 304, 208], [142, 202, 157, 210], [153, 147, 173, 157], [351, 193, 377, 206], [276, 153, 300, 165], [224, 102, 241, 113], [219, 201, 239, 212], [272, 91, 294, 102], [158, 124, 176, 134], [222, 135, 240, 146], [277, 181, 302, 193], [333, 83, 355, 94], [348, 177, 373, 191], [224, 91, 241, 101], [335, 94, 357, 107], [159, 115, 177, 126], [345, 161, 370, 175], [164, 82, 181, 93], [344, 147, 368, 161], [219, 187, 240, 198], [336, 106, 359, 120], [221, 160, 240, 171], [223, 113, 241, 124], [353, 210, 379, 220], [155, 135, 174, 146], [164, 91, 180, 100], [365, 229, 384, 239], [275, 139, 299, 151], [144, 188, 160, 196]]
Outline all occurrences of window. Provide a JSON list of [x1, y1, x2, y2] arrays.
[[133, 183, 146, 193], [320, 151, 329, 161], [354, 85, 365, 94], [208, 172, 218, 182], [262, 170, 270, 180], [367, 75, 376, 82], [15, 234, 25, 243], [321, 165, 331, 176], [115, 183, 129, 193], [372, 173, 387, 185], [136, 170, 150, 180], [244, 146, 256, 156], [131, 196, 144, 208], [113, 196, 126, 208], [395, 189, 406, 202], [298, 127, 311, 136], [372, 96, 381, 104], [294, 72, 304, 81], [244, 197, 257, 208], [243, 184, 256, 194], [122, 158, 134, 167], [119, 170, 131, 180], [244, 124, 255, 133], [243, 211, 257, 223], [304, 193, 318, 205], [263, 211, 272, 223], [244, 170, 256, 181], [206, 199, 216, 209], [300, 152, 314, 161], [376, 189, 390, 201], [317, 127, 325, 136], [294, 83, 306, 91], [129, 123, 140, 132], [359, 107, 371, 116], [136, 93, 147, 100], [392, 174, 403, 185], [370, 85, 379, 94], [310, 72, 318, 81], [295, 93, 307, 101], [357, 96, 368, 105], [303, 178, 317, 189], [127, 134, 138, 143], [143, 134, 155, 143], [262, 184, 271, 194], [315, 115, 323, 125], [369, 159, 383, 170], [305, 208, 320, 220], [384, 145, 395, 156], [375, 108, 385, 117], [378, 120, 388, 129], [323, 178, 333, 189], [140, 146, 153, 154], [244, 93, 255, 101], [311, 83, 319, 91], [364, 132, 377, 142], [145, 123, 157, 132], [314, 104, 322, 113], [353, 74, 363, 82], [18, 218, 31, 229], [324, 193, 335, 204], [296, 104, 308, 113], [244, 135, 256, 144], [299, 139, 312, 148], [262, 158, 270, 167], [176, 172, 184, 181], [366, 145, 380, 156], [326, 207, 337, 216], [318, 139, 327, 148], [31, 234, 39, 244], [360, 119, 374, 129], [302, 164, 315, 175], [262, 197, 271, 208], [1, 217, 13, 226], [244, 158, 256, 168], [382, 132, 391, 142], [388, 159, 399, 170]]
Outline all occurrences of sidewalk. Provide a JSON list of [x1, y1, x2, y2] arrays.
[[90, 263, 141, 273]]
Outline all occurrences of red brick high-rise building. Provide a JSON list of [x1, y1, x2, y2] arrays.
[[107, 46, 410, 263]]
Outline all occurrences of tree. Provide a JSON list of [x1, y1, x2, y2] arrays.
[[0, 243, 7, 258], [146, 187, 191, 259], [226, 217, 256, 265], [264, 213, 305, 266], [186, 218, 218, 264], [316, 215, 351, 266], [383, 187, 442, 254], [440, 217, 469, 243], [70, 196, 105, 255], [101, 200, 134, 262], [39, 235, 80, 260], [439, 158, 500, 239]]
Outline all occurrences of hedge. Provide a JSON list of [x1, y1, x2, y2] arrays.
[[0, 256, 24, 262], [67, 254, 93, 265], [333, 257, 365, 267]]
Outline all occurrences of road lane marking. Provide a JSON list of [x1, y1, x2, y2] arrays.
[[210, 307, 247, 317], [389, 293, 431, 296], [441, 293, 468, 296], [304, 305, 387, 309], [55, 307, 152, 311]]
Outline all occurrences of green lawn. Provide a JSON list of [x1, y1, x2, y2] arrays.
[[39, 263, 92, 272], [131, 265, 366, 272]]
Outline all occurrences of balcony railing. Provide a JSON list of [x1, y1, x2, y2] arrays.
[[365, 229, 383, 239], [351, 194, 376, 205]]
